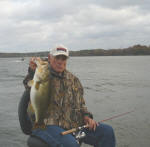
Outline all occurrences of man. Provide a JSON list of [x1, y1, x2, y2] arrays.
[[18, 45, 116, 147]]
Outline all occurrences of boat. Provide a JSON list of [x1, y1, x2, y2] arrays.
[[21, 57, 25, 61]]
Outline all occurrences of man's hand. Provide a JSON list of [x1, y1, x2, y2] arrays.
[[84, 116, 98, 131], [29, 57, 37, 70], [29, 57, 42, 70]]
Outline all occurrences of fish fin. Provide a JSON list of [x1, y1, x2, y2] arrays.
[[35, 82, 40, 90], [27, 80, 34, 87], [27, 102, 35, 113]]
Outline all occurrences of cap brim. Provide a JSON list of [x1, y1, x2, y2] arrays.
[[53, 52, 68, 57]]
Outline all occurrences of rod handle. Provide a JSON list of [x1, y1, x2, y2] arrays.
[[61, 128, 77, 135]]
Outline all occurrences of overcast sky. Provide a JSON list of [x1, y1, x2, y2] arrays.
[[0, 0, 150, 52]]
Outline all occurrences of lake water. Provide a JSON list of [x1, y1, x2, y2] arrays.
[[0, 56, 150, 147]]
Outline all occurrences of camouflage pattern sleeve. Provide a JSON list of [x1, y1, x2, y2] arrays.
[[74, 77, 93, 119]]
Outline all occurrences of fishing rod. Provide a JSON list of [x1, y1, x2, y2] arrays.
[[61, 110, 134, 135]]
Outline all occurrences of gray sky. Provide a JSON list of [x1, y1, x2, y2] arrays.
[[0, 0, 150, 52]]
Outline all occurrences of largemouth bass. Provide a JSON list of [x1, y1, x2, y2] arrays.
[[28, 58, 51, 128]]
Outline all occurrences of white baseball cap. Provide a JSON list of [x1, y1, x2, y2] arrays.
[[50, 45, 69, 57]]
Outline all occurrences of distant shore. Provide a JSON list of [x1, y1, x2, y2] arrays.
[[0, 44, 150, 58]]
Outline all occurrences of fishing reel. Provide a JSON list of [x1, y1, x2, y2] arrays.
[[73, 131, 86, 144]]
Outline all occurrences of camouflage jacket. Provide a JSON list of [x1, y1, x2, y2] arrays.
[[23, 66, 93, 130]]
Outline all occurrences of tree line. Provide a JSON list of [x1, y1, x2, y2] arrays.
[[0, 44, 150, 58]]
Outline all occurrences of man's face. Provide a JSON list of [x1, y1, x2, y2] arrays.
[[49, 55, 67, 73]]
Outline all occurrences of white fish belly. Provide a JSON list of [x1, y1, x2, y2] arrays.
[[30, 83, 50, 123], [30, 86, 39, 121]]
